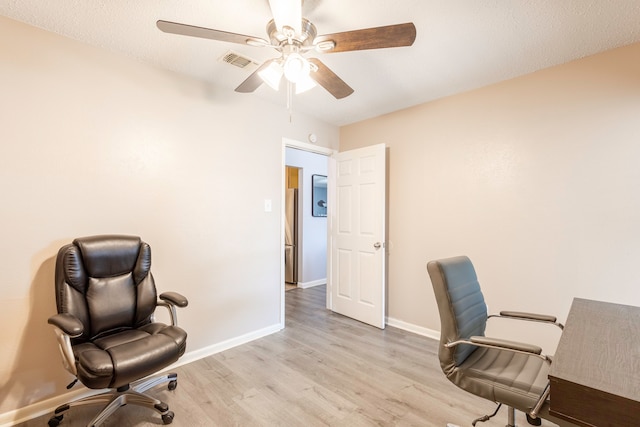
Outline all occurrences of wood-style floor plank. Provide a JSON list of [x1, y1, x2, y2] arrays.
[[16, 285, 557, 426]]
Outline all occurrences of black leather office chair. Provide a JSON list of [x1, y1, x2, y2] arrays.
[[427, 256, 571, 427], [47, 235, 188, 426]]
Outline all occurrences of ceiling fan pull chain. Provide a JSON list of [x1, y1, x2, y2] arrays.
[[287, 81, 293, 122]]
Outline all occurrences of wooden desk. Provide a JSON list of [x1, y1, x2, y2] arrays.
[[549, 298, 640, 427]]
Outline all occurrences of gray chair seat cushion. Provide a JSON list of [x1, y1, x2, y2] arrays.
[[454, 346, 549, 411], [73, 324, 187, 389]]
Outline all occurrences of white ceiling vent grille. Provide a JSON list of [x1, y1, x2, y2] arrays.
[[219, 51, 258, 70]]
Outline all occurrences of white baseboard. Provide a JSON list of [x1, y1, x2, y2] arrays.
[[0, 323, 283, 427], [171, 323, 282, 368], [0, 388, 97, 427], [385, 316, 441, 341], [297, 278, 326, 289]]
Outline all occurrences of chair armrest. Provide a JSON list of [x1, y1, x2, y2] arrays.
[[446, 336, 550, 362], [48, 314, 81, 377], [489, 311, 564, 330], [470, 336, 542, 355], [157, 292, 188, 326], [159, 292, 188, 308], [499, 311, 556, 323], [48, 313, 83, 338]]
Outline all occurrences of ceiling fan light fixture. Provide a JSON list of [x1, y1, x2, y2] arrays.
[[268, 0, 302, 35], [283, 53, 310, 83], [295, 74, 317, 94], [258, 61, 284, 90]]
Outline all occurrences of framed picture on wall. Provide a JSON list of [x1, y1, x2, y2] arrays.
[[312, 174, 327, 217]]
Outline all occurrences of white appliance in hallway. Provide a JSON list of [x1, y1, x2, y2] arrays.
[[284, 188, 298, 284]]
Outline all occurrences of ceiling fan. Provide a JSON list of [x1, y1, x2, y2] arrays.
[[157, 0, 416, 99]]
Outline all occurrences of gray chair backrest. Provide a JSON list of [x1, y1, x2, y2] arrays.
[[54, 235, 158, 343], [427, 256, 488, 371]]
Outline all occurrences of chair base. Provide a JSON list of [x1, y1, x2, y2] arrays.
[[502, 405, 541, 427], [48, 372, 178, 427], [469, 404, 517, 427], [507, 405, 516, 427]]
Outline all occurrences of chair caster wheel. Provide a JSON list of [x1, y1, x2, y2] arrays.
[[168, 379, 177, 390], [48, 415, 63, 427], [162, 411, 175, 424], [526, 413, 542, 426]]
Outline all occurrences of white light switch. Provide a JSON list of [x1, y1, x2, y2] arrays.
[[264, 199, 272, 212]]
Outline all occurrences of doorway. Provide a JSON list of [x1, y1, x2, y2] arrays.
[[280, 138, 334, 327]]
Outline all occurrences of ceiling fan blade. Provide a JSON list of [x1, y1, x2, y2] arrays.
[[315, 22, 416, 53], [307, 58, 354, 99], [157, 20, 268, 46], [235, 59, 276, 93], [268, 0, 302, 34]]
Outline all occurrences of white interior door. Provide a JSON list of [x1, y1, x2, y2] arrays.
[[328, 144, 386, 329]]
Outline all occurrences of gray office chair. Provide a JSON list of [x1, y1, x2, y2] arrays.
[[47, 235, 188, 427], [427, 256, 568, 427]]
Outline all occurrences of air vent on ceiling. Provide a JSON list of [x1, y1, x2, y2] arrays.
[[219, 51, 258, 70]]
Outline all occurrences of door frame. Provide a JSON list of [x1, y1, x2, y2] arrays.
[[280, 137, 336, 328]]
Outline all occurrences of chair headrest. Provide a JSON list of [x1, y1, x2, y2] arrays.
[[74, 235, 147, 278]]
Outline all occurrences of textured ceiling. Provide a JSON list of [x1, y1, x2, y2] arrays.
[[2, 0, 639, 126]]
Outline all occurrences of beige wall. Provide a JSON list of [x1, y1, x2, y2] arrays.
[[341, 42, 640, 351], [0, 16, 338, 417]]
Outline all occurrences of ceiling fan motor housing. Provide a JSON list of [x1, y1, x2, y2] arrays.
[[267, 18, 317, 49]]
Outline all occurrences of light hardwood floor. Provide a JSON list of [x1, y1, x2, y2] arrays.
[[19, 286, 556, 426]]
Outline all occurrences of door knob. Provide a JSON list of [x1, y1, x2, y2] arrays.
[[373, 242, 382, 249]]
